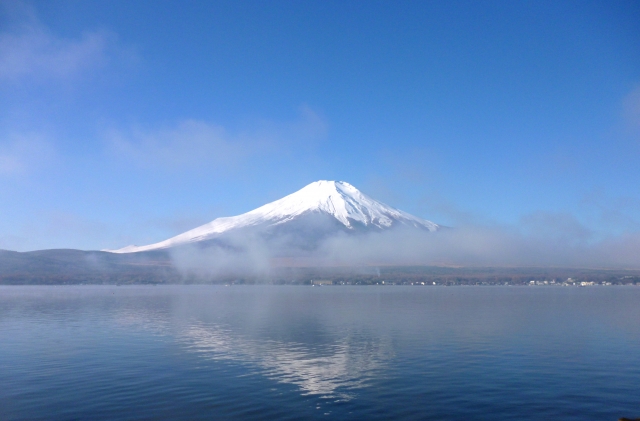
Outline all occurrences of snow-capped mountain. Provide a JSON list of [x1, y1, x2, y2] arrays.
[[106, 180, 440, 253]]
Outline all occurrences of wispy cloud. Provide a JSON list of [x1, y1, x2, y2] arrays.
[[108, 120, 241, 170], [622, 84, 640, 145], [0, 132, 54, 176], [0, 210, 109, 251], [519, 211, 593, 244], [0, 1, 116, 82], [107, 106, 327, 171]]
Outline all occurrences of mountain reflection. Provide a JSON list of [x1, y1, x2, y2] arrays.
[[178, 322, 393, 399], [104, 286, 398, 400]]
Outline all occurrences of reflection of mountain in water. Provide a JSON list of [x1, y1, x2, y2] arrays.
[[179, 322, 394, 399], [161, 285, 405, 400], [106, 287, 397, 400]]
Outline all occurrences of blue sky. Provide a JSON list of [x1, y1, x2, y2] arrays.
[[1, 0, 639, 252]]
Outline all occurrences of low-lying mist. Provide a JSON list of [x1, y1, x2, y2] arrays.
[[168, 222, 640, 280]]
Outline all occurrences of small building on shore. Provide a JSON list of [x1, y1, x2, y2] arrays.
[[311, 280, 333, 286]]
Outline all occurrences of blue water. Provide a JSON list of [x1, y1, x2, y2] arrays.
[[1, 286, 639, 420]]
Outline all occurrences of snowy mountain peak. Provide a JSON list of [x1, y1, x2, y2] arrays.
[[266, 180, 420, 229], [105, 180, 440, 253]]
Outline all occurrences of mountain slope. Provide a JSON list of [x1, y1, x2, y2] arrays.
[[106, 180, 440, 253]]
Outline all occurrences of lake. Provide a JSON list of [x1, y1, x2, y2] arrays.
[[1, 285, 639, 420]]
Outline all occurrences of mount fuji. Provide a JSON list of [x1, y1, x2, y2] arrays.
[[105, 180, 441, 254]]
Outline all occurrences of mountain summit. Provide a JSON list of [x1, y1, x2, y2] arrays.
[[106, 180, 440, 253]]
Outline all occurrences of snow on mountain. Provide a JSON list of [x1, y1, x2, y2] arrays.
[[105, 180, 440, 253]]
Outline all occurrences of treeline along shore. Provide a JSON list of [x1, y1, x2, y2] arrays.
[[1, 249, 640, 286]]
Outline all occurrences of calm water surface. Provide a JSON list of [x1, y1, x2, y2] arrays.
[[1, 285, 639, 420]]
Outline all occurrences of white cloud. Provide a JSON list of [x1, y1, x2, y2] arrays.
[[622, 84, 640, 146], [0, 150, 21, 174], [623, 85, 640, 128], [519, 211, 592, 244], [0, 132, 54, 176], [107, 107, 327, 171], [0, 1, 114, 82], [0, 27, 109, 80], [108, 120, 241, 170], [0, 210, 109, 251]]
